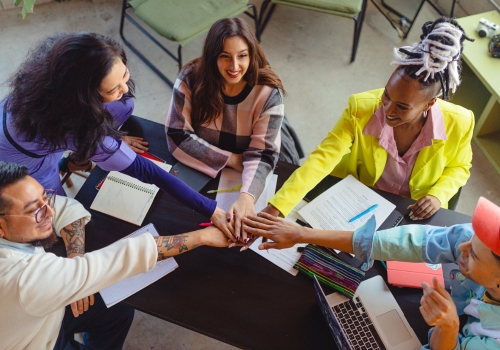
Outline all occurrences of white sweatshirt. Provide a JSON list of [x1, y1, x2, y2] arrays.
[[0, 195, 158, 350]]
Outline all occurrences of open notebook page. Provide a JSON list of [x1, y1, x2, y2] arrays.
[[100, 223, 178, 307]]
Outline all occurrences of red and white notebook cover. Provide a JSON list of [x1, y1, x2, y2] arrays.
[[387, 261, 444, 289]]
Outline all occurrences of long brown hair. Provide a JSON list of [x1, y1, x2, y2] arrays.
[[185, 18, 285, 128]]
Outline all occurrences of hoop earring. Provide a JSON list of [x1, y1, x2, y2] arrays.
[[423, 110, 428, 118]]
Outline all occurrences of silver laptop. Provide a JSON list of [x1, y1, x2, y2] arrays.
[[314, 275, 421, 350]]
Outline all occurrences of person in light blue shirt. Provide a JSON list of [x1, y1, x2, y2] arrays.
[[242, 197, 500, 350]]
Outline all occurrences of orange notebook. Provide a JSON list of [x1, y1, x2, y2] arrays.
[[386, 261, 444, 289]]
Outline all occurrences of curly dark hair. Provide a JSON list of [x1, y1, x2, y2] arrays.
[[392, 17, 473, 100], [5, 32, 135, 162]]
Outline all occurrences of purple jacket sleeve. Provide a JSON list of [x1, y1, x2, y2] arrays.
[[120, 155, 217, 218], [104, 96, 134, 129]]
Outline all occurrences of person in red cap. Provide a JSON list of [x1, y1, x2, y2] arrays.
[[243, 196, 500, 349]]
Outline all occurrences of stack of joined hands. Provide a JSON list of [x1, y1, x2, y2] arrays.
[[213, 203, 296, 251], [213, 202, 306, 251]]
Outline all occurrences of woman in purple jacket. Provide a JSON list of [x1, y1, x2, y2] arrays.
[[0, 32, 232, 237]]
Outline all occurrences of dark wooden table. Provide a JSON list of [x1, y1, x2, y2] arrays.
[[49, 117, 472, 349]]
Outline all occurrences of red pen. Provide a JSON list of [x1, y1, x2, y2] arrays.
[[199, 222, 213, 227], [140, 152, 166, 163]]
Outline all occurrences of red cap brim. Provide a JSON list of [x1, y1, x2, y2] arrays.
[[472, 197, 500, 256]]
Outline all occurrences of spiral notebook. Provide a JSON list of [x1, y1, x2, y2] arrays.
[[91, 164, 171, 225]]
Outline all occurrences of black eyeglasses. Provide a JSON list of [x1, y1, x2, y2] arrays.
[[0, 189, 56, 223]]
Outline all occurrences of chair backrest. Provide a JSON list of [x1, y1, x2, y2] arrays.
[[448, 187, 462, 211], [129, 0, 250, 46], [271, 0, 364, 18]]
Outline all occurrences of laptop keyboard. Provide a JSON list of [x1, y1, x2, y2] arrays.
[[332, 297, 387, 350]]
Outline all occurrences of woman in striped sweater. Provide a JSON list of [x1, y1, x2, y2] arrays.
[[166, 18, 286, 242]]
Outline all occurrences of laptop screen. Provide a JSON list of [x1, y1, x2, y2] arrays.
[[313, 276, 351, 350]]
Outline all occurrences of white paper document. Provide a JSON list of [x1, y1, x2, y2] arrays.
[[149, 159, 173, 173], [100, 223, 178, 307], [284, 199, 309, 224], [298, 175, 396, 231], [249, 200, 308, 276], [216, 169, 304, 276], [216, 168, 278, 212]]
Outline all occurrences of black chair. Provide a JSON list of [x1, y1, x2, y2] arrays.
[[448, 187, 462, 211]]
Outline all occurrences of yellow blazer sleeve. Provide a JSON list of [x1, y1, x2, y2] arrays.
[[420, 104, 474, 207], [269, 95, 359, 217]]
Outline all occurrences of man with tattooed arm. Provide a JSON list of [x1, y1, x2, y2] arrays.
[[0, 161, 233, 350]]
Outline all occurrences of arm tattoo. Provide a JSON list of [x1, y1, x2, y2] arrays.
[[62, 218, 85, 256], [156, 235, 189, 260]]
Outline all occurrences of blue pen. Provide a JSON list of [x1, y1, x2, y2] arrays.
[[349, 204, 379, 223]]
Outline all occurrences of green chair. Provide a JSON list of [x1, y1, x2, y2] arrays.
[[259, 0, 367, 62], [119, 0, 259, 87], [448, 187, 462, 211]]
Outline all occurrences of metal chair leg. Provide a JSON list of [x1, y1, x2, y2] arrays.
[[178, 45, 182, 71], [259, 0, 270, 31], [449, 0, 456, 17], [259, 1, 276, 35], [350, 0, 368, 62], [119, 0, 128, 38], [244, 3, 261, 41], [120, 0, 179, 87]]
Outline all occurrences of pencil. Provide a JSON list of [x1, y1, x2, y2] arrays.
[[207, 184, 242, 194]]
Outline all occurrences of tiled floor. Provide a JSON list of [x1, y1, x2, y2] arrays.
[[2, 0, 500, 349]]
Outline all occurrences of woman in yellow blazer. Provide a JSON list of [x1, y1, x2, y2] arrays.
[[263, 18, 474, 221]]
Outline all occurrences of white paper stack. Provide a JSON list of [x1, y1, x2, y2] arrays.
[[215, 168, 278, 212], [249, 200, 308, 276], [100, 223, 178, 307]]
